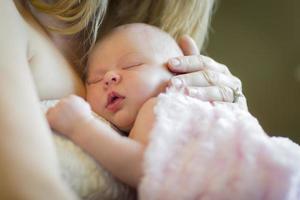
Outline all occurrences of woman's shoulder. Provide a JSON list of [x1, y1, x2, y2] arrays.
[[0, 1, 28, 44], [0, 1, 29, 71], [0, 1, 85, 100], [0, 1, 25, 19]]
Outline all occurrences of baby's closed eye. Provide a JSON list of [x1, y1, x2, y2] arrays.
[[122, 62, 145, 70], [86, 77, 103, 85]]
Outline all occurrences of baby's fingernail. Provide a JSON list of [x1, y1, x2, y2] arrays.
[[171, 78, 183, 89], [169, 58, 181, 68]]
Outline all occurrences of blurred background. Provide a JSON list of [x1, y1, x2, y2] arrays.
[[206, 0, 300, 143]]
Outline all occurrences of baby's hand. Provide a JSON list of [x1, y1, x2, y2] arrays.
[[46, 95, 93, 137]]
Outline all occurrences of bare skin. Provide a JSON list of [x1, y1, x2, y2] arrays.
[[1, 1, 246, 199], [47, 23, 247, 188], [0, 1, 83, 199], [47, 24, 176, 187]]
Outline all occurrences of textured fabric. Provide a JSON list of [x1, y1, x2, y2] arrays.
[[41, 100, 135, 200], [139, 91, 300, 200]]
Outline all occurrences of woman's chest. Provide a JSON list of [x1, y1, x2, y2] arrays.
[[26, 24, 85, 100]]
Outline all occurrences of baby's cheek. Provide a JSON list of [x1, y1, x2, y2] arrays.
[[86, 90, 105, 115], [140, 77, 166, 98], [113, 109, 135, 132]]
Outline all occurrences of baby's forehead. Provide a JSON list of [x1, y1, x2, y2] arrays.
[[86, 24, 182, 79], [120, 24, 172, 42], [101, 23, 177, 49], [113, 23, 164, 37], [89, 23, 182, 66], [120, 24, 181, 55]]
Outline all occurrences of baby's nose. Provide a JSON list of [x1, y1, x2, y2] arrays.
[[104, 71, 121, 87]]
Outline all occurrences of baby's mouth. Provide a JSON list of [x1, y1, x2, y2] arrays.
[[105, 91, 125, 112]]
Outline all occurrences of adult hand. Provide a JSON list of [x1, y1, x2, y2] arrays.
[[167, 35, 247, 110], [46, 95, 93, 137]]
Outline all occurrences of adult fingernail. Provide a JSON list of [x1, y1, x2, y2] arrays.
[[171, 78, 183, 89], [169, 58, 181, 68]]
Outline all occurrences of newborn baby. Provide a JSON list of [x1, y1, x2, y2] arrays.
[[47, 23, 300, 200], [47, 23, 183, 187]]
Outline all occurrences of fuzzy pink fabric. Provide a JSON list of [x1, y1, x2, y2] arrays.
[[138, 91, 300, 200]]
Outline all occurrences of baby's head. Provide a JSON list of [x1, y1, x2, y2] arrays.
[[86, 23, 183, 132]]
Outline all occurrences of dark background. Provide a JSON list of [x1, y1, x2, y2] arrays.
[[206, 0, 300, 143]]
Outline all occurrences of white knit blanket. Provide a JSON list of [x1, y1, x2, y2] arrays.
[[139, 91, 300, 200], [41, 100, 135, 200]]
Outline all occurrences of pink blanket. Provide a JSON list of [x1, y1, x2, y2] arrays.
[[139, 91, 300, 200]]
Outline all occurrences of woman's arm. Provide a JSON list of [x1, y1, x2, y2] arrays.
[[0, 2, 76, 199]]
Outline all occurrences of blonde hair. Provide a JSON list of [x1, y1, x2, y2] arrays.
[[101, 0, 215, 51], [29, 0, 107, 55], [29, 0, 215, 77]]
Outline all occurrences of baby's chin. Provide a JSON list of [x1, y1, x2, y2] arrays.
[[115, 121, 134, 133], [113, 117, 135, 133], [112, 108, 139, 133]]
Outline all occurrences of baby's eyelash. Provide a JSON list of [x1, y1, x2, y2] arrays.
[[123, 63, 144, 69], [86, 78, 103, 85]]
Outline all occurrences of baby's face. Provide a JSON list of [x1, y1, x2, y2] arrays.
[[86, 25, 180, 131]]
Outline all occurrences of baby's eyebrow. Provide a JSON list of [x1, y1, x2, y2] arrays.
[[118, 52, 138, 60], [119, 56, 149, 70], [117, 52, 142, 65]]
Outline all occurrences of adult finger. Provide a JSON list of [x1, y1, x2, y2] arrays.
[[213, 96, 248, 111], [178, 35, 200, 55], [184, 86, 235, 103], [168, 55, 231, 75], [170, 70, 242, 90]]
